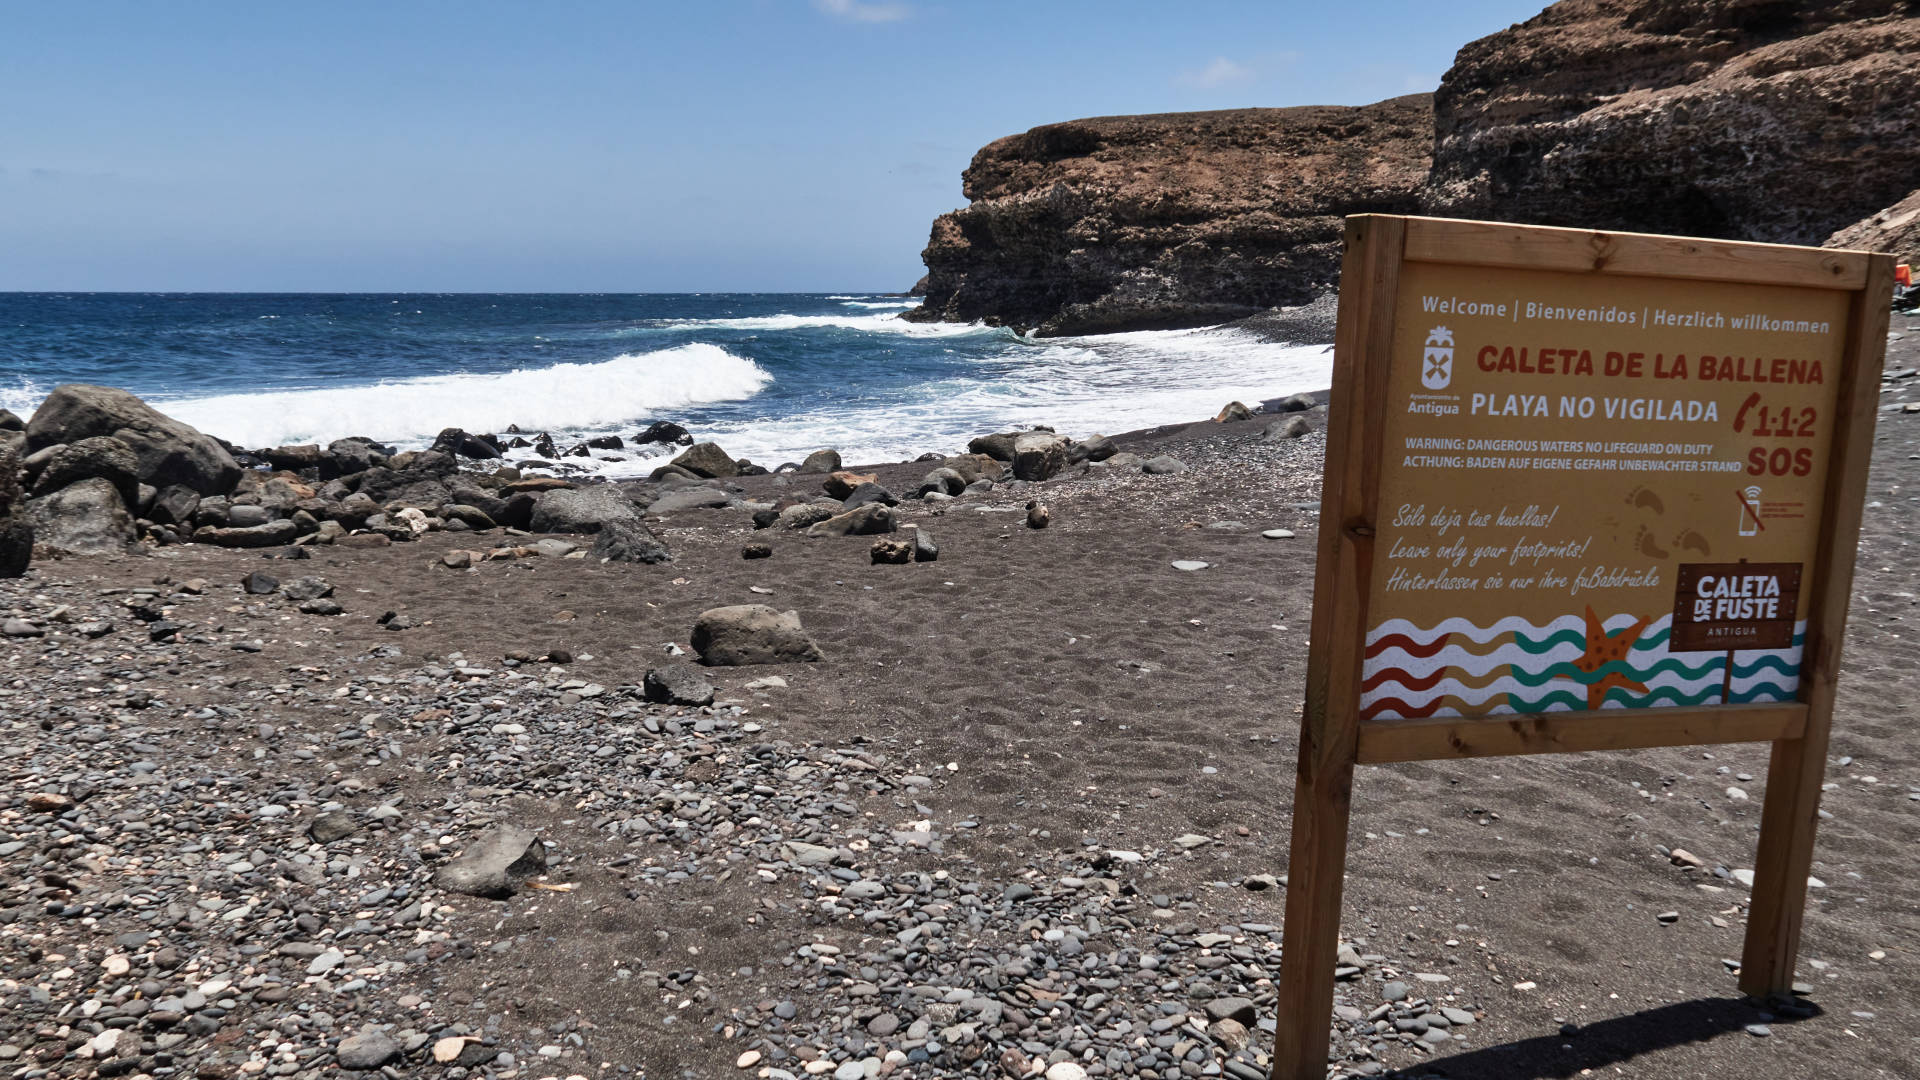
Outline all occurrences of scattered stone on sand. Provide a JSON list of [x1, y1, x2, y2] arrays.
[[807, 503, 897, 537], [870, 537, 913, 564], [432, 825, 547, 898], [823, 470, 880, 499], [842, 481, 899, 508], [1215, 400, 1253, 423], [308, 811, 361, 844], [1026, 502, 1051, 529], [644, 664, 717, 706], [591, 517, 673, 563], [1265, 415, 1312, 440], [335, 1028, 402, 1070], [692, 604, 826, 665], [1067, 433, 1116, 463], [649, 487, 732, 513], [1142, 454, 1188, 475]]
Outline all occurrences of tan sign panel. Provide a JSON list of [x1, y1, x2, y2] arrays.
[[1362, 263, 1847, 720]]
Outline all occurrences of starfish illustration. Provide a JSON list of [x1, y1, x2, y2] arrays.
[[1555, 606, 1654, 709]]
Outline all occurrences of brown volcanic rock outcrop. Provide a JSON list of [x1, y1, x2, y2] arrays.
[[1426, 0, 1920, 246], [1829, 188, 1920, 264], [904, 95, 1432, 336]]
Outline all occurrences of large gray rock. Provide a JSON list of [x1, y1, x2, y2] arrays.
[[29, 435, 142, 508], [798, 449, 842, 474], [670, 441, 739, 479], [968, 432, 1020, 461], [325, 437, 386, 477], [778, 503, 836, 530], [841, 482, 898, 509], [806, 504, 897, 537], [1012, 432, 1068, 482], [590, 518, 673, 564], [432, 826, 546, 898], [916, 467, 966, 498], [24, 478, 136, 555], [939, 454, 1003, 486], [25, 384, 240, 495], [530, 484, 642, 534], [691, 605, 825, 666], [1067, 434, 1116, 464]]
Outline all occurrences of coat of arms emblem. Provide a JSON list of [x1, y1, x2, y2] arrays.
[[1421, 326, 1454, 390]]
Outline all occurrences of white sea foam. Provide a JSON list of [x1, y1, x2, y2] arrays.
[[840, 299, 917, 309], [517, 325, 1332, 479], [0, 377, 46, 419], [152, 343, 771, 449], [659, 312, 995, 337]]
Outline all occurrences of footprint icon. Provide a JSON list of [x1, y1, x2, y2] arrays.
[[1673, 529, 1711, 556], [1636, 526, 1670, 559], [1626, 486, 1666, 515]]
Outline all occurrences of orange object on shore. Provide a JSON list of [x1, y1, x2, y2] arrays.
[[1899, 263, 1912, 288]]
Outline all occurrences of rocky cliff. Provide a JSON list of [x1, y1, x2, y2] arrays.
[[1426, 0, 1920, 246], [1829, 188, 1920, 265], [903, 95, 1433, 336]]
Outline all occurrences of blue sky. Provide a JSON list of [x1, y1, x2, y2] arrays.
[[2, 1, 1547, 292]]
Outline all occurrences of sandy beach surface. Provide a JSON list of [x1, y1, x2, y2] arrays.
[[3, 324, 1917, 1080]]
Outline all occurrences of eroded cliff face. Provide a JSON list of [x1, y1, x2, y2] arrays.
[[1829, 188, 1920, 265], [1426, 0, 1920, 245], [903, 95, 1433, 337]]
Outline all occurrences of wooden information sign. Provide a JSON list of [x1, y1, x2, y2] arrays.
[[1270, 216, 1892, 1078]]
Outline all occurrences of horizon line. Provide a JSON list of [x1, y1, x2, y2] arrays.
[[0, 289, 917, 297]]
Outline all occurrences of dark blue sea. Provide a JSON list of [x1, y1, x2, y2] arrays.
[[0, 293, 1331, 475]]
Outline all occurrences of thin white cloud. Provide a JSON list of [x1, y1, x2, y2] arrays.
[[815, 0, 910, 23], [1177, 57, 1254, 89]]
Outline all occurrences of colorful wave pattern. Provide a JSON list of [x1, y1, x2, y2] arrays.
[[1361, 614, 1805, 721]]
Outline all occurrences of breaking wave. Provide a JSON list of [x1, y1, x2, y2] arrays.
[[154, 343, 772, 449]]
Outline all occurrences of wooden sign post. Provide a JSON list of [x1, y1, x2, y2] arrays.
[[1271, 215, 1892, 1079]]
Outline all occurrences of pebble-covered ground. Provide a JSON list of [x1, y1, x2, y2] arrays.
[[6, 329, 1920, 1080]]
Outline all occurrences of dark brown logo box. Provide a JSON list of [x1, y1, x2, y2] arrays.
[[1671, 562, 1802, 653]]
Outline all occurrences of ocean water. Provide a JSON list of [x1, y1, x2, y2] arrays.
[[0, 293, 1332, 477]]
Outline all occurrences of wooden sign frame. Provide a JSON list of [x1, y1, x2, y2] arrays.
[[1270, 215, 1893, 1079]]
